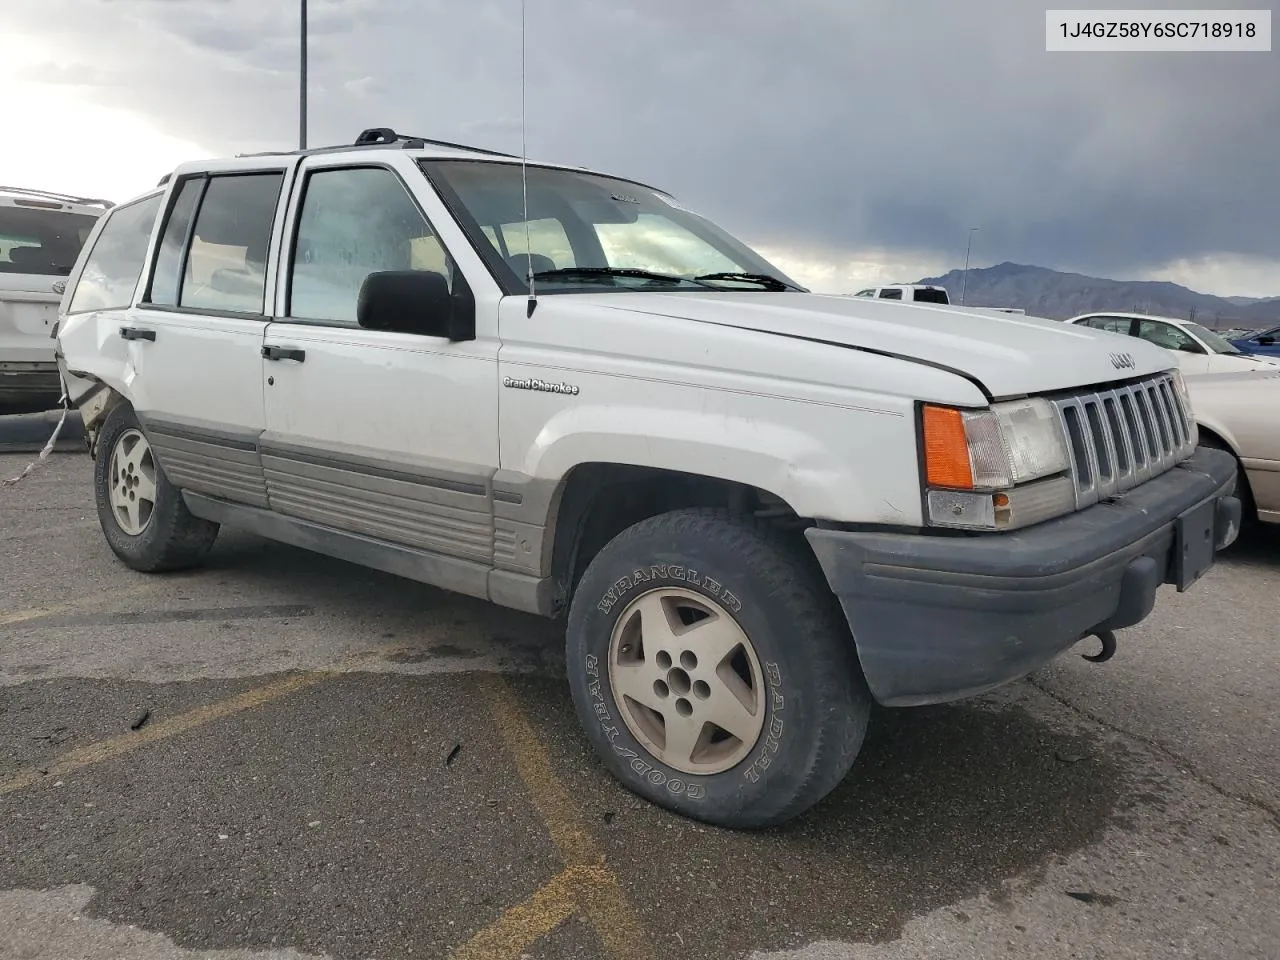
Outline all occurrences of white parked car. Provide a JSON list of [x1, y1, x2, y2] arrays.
[[55, 128, 1242, 828], [1, 186, 112, 412], [1064, 311, 1279, 376]]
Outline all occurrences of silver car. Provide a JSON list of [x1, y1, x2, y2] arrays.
[[1187, 369, 1280, 527]]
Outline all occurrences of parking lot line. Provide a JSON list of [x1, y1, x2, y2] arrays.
[[0, 670, 328, 797], [448, 865, 582, 960], [0, 582, 158, 627], [473, 674, 654, 960]]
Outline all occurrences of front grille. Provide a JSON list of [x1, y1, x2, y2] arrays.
[[1049, 373, 1196, 508]]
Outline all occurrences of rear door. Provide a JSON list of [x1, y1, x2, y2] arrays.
[[123, 166, 291, 508]]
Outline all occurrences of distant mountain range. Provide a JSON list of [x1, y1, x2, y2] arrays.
[[913, 262, 1280, 329]]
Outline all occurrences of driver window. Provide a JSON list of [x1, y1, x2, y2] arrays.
[[1137, 320, 1194, 351], [289, 165, 454, 325]]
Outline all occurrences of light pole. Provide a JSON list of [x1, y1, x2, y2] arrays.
[[299, 0, 308, 150], [960, 227, 979, 306]]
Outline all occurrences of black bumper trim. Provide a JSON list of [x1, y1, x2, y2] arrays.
[[805, 446, 1240, 707]]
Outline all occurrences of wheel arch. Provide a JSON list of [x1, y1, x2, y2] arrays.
[[544, 462, 810, 614]]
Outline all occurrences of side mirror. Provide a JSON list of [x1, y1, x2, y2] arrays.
[[356, 270, 475, 341], [1178, 341, 1206, 354]]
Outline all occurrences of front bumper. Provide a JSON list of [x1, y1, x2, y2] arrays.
[[805, 447, 1241, 707], [0, 361, 62, 412]]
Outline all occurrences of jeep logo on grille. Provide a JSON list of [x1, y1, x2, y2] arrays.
[[1109, 352, 1136, 370]]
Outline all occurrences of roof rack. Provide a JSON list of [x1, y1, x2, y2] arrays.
[[235, 127, 519, 161], [0, 185, 114, 209], [352, 127, 519, 158]]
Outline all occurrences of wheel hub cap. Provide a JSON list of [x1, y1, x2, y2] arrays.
[[108, 428, 158, 536], [607, 587, 766, 776]]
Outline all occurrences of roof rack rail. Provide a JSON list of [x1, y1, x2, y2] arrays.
[[234, 127, 519, 161], [351, 127, 519, 158], [0, 185, 114, 209]]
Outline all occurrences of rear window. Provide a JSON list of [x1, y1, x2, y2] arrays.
[[913, 288, 949, 304], [67, 193, 163, 315], [0, 204, 100, 276]]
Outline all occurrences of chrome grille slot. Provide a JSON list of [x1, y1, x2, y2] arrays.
[[1049, 373, 1196, 508]]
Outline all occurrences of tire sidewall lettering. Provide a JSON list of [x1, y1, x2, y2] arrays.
[[584, 569, 791, 802], [596, 564, 742, 617]]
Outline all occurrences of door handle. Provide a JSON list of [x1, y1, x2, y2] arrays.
[[119, 326, 156, 342], [261, 345, 306, 362]]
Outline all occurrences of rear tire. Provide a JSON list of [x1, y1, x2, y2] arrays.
[[565, 508, 870, 829], [94, 403, 219, 572]]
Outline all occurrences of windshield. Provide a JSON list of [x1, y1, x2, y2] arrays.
[[1185, 321, 1243, 354], [0, 204, 100, 276], [420, 159, 803, 294]]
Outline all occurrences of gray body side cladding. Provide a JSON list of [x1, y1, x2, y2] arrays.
[[182, 492, 557, 617]]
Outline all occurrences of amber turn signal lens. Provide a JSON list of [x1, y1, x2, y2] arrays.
[[922, 405, 974, 489]]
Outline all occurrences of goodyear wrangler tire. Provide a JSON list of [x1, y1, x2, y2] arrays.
[[94, 403, 220, 572], [565, 508, 870, 828]]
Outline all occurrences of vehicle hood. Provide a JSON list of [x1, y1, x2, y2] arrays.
[[599, 292, 1176, 399], [1222, 352, 1280, 368]]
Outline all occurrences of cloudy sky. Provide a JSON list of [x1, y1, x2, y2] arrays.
[[3, 0, 1277, 296]]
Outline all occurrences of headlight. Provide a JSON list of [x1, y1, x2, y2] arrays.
[[921, 398, 1074, 531]]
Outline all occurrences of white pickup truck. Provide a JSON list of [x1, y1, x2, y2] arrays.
[[849, 283, 951, 303], [849, 284, 1027, 316], [54, 128, 1241, 828]]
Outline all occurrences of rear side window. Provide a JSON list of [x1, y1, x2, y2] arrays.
[[913, 288, 949, 304], [146, 172, 284, 315], [1084, 316, 1131, 334], [0, 204, 100, 276], [66, 194, 163, 314], [878, 288, 903, 300]]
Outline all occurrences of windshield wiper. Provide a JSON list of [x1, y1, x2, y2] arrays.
[[530, 267, 710, 287], [694, 272, 796, 291]]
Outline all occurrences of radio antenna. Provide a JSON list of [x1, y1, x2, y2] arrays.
[[520, 0, 537, 318]]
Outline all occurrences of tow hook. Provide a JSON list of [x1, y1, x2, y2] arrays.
[[1081, 629, 1118, 663]]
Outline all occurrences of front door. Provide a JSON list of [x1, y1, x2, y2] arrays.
[[125, 168, 290, 508], [1133, 319, 1212, 375], [259, 159, 500, 585]]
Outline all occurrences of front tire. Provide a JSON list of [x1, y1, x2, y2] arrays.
[[94, 403, 219, 572], [1198, 435, 1257, 529], [565, 509, 870, 829]]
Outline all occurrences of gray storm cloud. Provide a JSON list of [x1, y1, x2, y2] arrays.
[[10, 0, 1278, 278]]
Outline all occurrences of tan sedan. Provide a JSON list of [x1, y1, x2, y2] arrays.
[[1185, 369, 1280, 526]]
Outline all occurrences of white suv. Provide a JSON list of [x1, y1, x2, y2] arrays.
[[1, 187, 112, 412], [55, 128, 1242, 828]]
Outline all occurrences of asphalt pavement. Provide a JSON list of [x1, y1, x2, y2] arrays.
[[0, 446, 1276, 960]]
